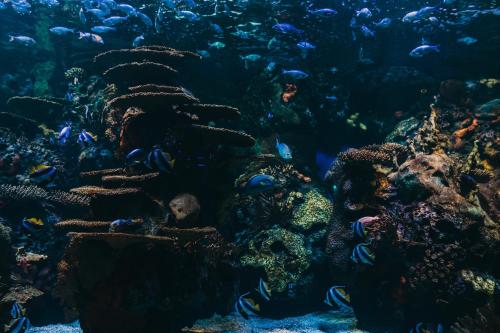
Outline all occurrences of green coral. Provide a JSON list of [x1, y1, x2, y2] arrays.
[[291, 189, 332, 231], [240, 226, 311, 292], [460, 270, 497, 296], [385, 116, 420, 144]]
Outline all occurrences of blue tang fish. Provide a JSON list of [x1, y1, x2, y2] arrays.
[[29, 165, 57, 185], [243, 174, 277, 194], [146, 146, 175, 173]]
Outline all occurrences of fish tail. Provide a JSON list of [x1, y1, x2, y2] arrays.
[[78, 32, 84, 39], [8, 35, 14, 42]]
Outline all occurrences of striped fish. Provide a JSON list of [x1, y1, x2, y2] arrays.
[[352, 220, 367, 239], [351, 243, 375, 266], [235, 292, 260, 320], [10, 302, 24, 319], [7, 317, 30, 333], [257, 278, 271, 302], [324, 286, 352, 312]]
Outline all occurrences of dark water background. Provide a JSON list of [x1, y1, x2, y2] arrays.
[[0, 0, 499, 164]]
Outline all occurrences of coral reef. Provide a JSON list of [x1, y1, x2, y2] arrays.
[[324, 95, 500, 331], [50, 46, 260, 333]]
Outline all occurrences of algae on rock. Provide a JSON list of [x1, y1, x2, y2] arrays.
[[291, 189, 332, 231], [240, 226, 311, 292]]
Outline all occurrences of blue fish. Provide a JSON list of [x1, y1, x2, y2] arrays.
[[21, 217, 44, 233], [29, 165, 57, 185], [49, 26, 74, 35], [136, 11, 153, 27], [375, 18, 392, 28], [297, 41, 316, 50], [409, 45, 440, 57], [276, 137, 292, 160], [146, 146, 175, 173], [282, 69, 309, 80], [91, 26, 116, 34], [211, 23, 223, 34], [351, 243, 375, 266], [109, 218, 136, 232], [65, 91, 73, 102], [176, 10, 198, 21], [116, 3, 136, 16], [272, 23, 303, 34], [58, 124, 71, 145], [125, 148, 146, 166], [309, 8, 337, 15], [356, 7, 372, 19], [132, 34, 144, 47], [257, 278, 271, 302], [102, 16, 128, 26], [326, 95, 338, 102], [324, 286, 352, 312], [77, 130, 97, 145], [360, 25, 375, 38], [235, 292, 260, 320], [243, 174, 277, 194]]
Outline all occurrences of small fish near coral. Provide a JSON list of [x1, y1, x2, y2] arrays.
[[29, 165, 57, 186], [109, 218, 138, 233], [409, 322, 444, 333], [5, 302, 30, 333], [240, 174, 279, 194], [77, 130, 97, 146], [324, 286, 353, 312], [125, 148, 147, 167], [275, 137, 292, 160], [146, 145, 175, 173], [21, 217, 45, 233], [256, 278, 272, 302], [235, 292, 261, 320], [351, 243, 376, 266]]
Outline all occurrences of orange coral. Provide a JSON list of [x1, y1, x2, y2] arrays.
[[282, 84, 298, 103], [453, 118, 478, 149]]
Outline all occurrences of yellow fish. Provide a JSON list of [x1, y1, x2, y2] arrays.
[[24, 217, 44, 227]]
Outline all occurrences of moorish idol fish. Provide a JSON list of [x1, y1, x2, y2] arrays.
[[235, 292, 260, 320], [324, 286, 352, 312], [256, 278, 272, 302], [351, 243, 375, 266]]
